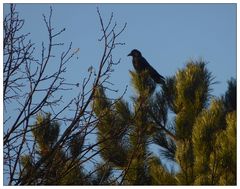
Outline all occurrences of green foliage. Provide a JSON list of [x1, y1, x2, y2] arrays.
[[148, 156, 177, 185], [93, 69, 158, 184], [173, 61, 214, 184], [124, 158, 151, 185], [175, 139, 195, 184], [91, 163, 114, 185], [161, 76, 176, 113], [223, 78, 236, 112], [175, 61, 213, 139], [216, 111, 236, 185], [20, 113, 89, 185], [130, 70, 156, 97], [92, 59, 236, 185], [32, 113, 60, 156], [153, 131, 176, 161], [192, 100, 225, 184], [192, 105, 236, 185], [20, 156, 37, 184], [21, 60, 236, 185], [93, 86, 130, 167], [172, 61, 235, 185], [190, 80, 236, 185], [70, 134, 85, 158], [175, 60, 212, 113], [150, 90, 168, 126]]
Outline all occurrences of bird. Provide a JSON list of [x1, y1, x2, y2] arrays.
[[128, 49, 165, 85]]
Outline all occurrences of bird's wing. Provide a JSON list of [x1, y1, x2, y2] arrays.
[[149, 66, 165, 84], [140, 57, 165, 84]]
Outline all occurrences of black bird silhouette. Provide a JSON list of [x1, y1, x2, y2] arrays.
[[128, 49, 165, 85]]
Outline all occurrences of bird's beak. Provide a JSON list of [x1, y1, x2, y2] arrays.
[[127, 52, 132, 56]]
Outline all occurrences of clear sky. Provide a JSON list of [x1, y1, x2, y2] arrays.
[[3, 3, 236, 184], [5, 3, 236, 100]]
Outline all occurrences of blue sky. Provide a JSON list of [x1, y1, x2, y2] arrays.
[[5, 3, 236, 100], [3, 3, 236, 183]]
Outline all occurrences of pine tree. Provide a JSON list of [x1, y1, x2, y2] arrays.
[[192, 79, 236, 185], [92, 60, 236, 185], [92, 70, 175, 185], [156, 61, 236, 185], [20, 60, 236, 185], [172, 61, 212, 184], [20, 113, 89, 185]]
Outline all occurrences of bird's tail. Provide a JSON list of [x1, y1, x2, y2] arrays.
[[151, 72, 165, 85]]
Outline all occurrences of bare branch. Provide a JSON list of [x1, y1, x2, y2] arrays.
[[4, 4, 127, 185]]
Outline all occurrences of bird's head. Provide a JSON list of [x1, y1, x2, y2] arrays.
[[128, 49, 142, 57]]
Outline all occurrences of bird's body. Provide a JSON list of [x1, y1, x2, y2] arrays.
[[128, 49, 165, 85]]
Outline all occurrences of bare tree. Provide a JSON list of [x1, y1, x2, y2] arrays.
[[3, 4, 127, 185]]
